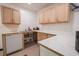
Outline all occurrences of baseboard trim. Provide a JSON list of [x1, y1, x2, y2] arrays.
[[0, 48, 3, 51]]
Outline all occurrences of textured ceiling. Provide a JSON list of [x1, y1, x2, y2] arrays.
[[0, 3, 53, 11]]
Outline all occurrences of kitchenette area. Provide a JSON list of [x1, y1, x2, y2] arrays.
[[0, 3, 79, 56]]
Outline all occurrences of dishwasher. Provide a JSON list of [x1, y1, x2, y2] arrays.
[[2, 33, 24, 56]]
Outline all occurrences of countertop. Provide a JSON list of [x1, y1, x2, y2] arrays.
[[37, 30, 79, 56]]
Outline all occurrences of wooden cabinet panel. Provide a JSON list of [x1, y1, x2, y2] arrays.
[[47, 34, 54, 38], [39, 11, 45, 24], [1, 6, 20, 25], [43, 10, 49, 23], [48, 8, 57, 23], [37, 32, 48, 41], [13, 9, 20, 24], [2, 6, 13, 24], [38, 4, 70, 24], [39, 10, 48, 24], [56, 4, 70, 22], [39, 7, 57, 24]]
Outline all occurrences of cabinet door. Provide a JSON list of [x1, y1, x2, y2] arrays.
[[56, 4, 70, 22], [37, 32, 48, 41], [39, 11, 45, 24], [2, 6, 13, 24], [39, 10, 49, 24], [13, 9, 20, 24], [48, 7, 57, 23], [39, 6, 57, 24], [43, 10, 49, 24]]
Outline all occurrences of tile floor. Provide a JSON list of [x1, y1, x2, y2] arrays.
[[10, 44, 40, 56]]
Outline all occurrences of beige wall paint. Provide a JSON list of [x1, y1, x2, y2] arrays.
[[0, 6, 37, 49]]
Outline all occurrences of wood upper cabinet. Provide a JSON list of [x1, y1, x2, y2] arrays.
[[2, 6, 13, 24], [39, 11, 45, 24], [39, 7, 57, 24], [1, 6, 20, 25], [38, 4, 70, 24], [48, 7, 57, 23], [43, 10, 49, 23], [56, 4, 70, 22], [13, 9, 20, 24], [39, 10, 49, 24]]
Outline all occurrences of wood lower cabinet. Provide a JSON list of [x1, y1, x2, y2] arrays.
[[37, 32, 48, 41], [37, 31, 55, 41], [1, 6, 20, 25], [33, 30, 55, 42]]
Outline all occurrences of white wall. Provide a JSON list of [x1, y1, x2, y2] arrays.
[[38, 23, 73, 32], [0, 6, 37, 49], [73, 12, 79, 31], [72, 12, 79, 46]]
